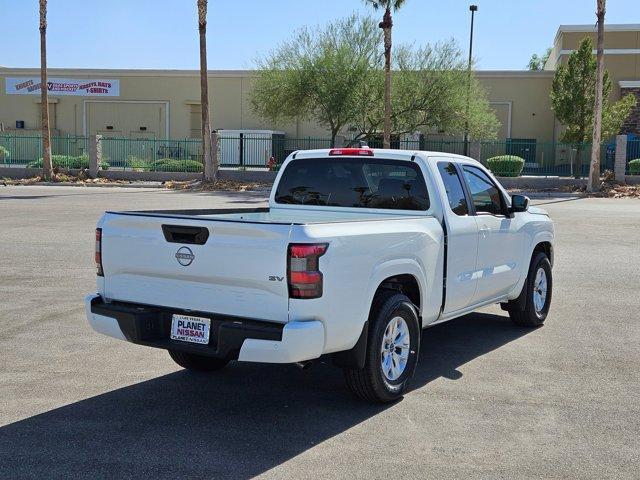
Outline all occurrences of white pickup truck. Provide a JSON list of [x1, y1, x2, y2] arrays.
[[86, 148, 554, 403]]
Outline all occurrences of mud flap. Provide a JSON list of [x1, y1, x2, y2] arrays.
[[332, 321, 368, 369]]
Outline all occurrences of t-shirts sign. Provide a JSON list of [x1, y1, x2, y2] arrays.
[[5, 77, 120, 97]]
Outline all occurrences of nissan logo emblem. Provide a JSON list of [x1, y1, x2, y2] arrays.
[[175, 246, 195, 266]]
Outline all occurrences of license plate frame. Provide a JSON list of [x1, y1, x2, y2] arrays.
[[170, 314, 211, 345]]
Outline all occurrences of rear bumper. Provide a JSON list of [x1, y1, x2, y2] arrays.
[[84, 294, 324, 363]]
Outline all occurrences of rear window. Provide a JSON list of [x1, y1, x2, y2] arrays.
[[274, 158, 430, 211]]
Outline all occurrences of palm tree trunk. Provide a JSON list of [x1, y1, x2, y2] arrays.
[[381, 7, 393, 149], [39, 0, 53, 181], [198, 0, 215, 182], [588, 0, 606, 192]]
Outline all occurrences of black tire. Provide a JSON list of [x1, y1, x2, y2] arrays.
[[508, 252, 552, 327], [344, 291, 421, 403], [168, 350, 229, 372]]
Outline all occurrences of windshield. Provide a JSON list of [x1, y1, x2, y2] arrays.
[[274, 157, 430, 211]]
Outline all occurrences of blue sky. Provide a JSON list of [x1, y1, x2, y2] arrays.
[[0, 0, 638, 71]]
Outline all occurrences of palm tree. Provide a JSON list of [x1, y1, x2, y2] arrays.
[[39, 0, 53, 180], [588, 0, 606, 192], [364, 0, 406, 149], [197, 0, 216, 182]]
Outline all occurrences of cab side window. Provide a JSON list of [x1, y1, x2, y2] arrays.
[[462, 166, 504, 215], [437, 162, 469, 216]]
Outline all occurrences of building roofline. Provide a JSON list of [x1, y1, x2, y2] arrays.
[[475, 70, 554, 78], [0, 67, 256, 78], [553, 24, 640, 46], [0, 67, 554, 78], [558, 23, 640, 32]]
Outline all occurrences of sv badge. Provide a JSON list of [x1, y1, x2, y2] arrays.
[[268, 276, 284, 282]]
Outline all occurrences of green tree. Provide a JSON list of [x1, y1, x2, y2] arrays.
[[551, 37, 635, 177], [527, 47, 552, 70], [352, 41, 499, 141], [251, 16, 499, 146], [363, 0, 407, 149], [251, 14, 382, 147]]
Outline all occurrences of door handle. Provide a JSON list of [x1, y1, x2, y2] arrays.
[[479, 226, 491, 238]]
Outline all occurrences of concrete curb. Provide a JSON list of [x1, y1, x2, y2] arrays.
[[3, 182, 166, 189], [523, 192, 584, 200], [2, 167, 639, 189], [99, 169, 277, 183], [496, 176, 586, 189], [0, 167, 278, 183], [496, 175, 640, 188]]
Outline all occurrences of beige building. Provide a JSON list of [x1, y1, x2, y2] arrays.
[[1, 24, 639, 145]]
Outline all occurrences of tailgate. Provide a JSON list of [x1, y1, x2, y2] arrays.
[[100, 213, 292, 322]]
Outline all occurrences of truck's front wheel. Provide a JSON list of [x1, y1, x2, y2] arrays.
[[344, 291, 420, 403], [168, 350, 229, 372], [507, 252, 552, 327]]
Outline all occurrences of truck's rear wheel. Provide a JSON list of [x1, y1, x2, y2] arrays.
[[507, 252, 552, 327], [344, 291, 420, 403], [168, 350, 229, 372]]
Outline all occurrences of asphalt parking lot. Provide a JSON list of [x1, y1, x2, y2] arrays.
[[0, 185, 638, 479]]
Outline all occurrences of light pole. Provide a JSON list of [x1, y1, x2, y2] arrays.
[[463, 4, 478, 157]]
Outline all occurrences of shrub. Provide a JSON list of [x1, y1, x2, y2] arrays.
[[0, 145, 10, 162], [126, 155, 152, 170], [27, 154, 110, 170], [486, 155, 525, 177], [28, 154, 88, 169], [629, 159, 640, 175], [149, 158, 203, 172]]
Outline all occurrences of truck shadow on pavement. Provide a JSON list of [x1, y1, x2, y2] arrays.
[[0, 312, 530, 479]]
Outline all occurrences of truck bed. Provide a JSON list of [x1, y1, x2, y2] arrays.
[[98, 207, 434, 322]]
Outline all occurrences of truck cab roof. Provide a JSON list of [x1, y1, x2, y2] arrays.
[[290, 148, 482, 166]]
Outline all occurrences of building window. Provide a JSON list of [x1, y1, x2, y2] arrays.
[[189, 104, 201, 138]]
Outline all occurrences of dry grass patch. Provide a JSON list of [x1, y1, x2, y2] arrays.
[[165, 179, 270, 192]]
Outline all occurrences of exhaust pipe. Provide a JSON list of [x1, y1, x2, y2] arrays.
[[295, 361, 312, 370]]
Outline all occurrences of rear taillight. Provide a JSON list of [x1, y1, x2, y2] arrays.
[[287, 243, 328, 299], [95, 228, 104, 276]]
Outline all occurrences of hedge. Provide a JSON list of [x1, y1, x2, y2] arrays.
[[27, 154, 110, 170], [126, 156, 152, 170], [486, 155, 525, 177], [629, 159, 640, 175], [148, 158, 203, 172]]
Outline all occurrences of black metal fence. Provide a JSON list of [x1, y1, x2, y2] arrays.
[[1, 134, 638, 176]]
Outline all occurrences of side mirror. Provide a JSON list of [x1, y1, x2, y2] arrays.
[[511, 194, 530, 213]]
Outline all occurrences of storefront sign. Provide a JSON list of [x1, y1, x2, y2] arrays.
[[5, 77, 120, 96]]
